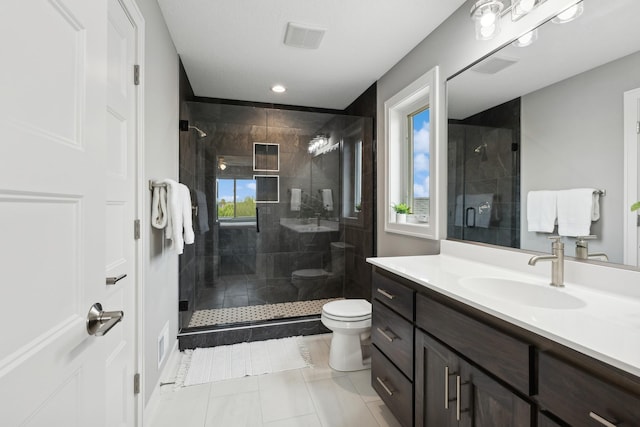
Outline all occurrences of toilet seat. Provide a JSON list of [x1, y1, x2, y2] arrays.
[[292, 268, 329, 279], [322, 299, 371, 322]]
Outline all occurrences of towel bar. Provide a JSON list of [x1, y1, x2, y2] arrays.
[[149, 180, 167, 191]]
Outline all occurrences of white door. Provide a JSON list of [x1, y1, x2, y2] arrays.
[[105, 0, 139, 425], [624, 88, 640, 267], [0, 0, 136, 425]]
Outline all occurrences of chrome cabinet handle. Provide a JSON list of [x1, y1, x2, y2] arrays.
[[106, 274, 127, 285], [456, 375, 461, 420], [589, 412, 618, 427], [376, 288, 395, 300], [445, 366, 449, 409], [86, 303, 124, 336], [376, 377, 394, 396], [376, 327, 396, 342]]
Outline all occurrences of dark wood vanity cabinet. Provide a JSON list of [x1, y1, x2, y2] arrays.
[[371, 267, 640, 427], [371, 271, 415, 427], [414, 302, 531, 427]]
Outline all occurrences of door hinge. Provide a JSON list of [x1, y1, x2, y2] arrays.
[[134, 219, 141, 240], [134, 64, 140, 86], [134, 373, 141, 394]]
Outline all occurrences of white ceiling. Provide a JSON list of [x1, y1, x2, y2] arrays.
[[157, 0, 467, 110]]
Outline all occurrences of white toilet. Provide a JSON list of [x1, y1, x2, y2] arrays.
[[321, 299, 372, 371]]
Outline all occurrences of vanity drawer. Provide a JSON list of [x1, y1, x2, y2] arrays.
[[372, 270, 414, 321], [416, 294, 531, 395], [538, 352, 640, 426], [372, 300, 413, 378], [372, 345, 413, 427]]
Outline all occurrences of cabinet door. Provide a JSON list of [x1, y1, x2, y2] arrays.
[[415, 331, 459, 427], [458, 363, 531, 427]]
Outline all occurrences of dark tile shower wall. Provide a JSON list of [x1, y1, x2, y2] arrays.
[[448, 98, 521, 248], [179, 102, 374, 319]]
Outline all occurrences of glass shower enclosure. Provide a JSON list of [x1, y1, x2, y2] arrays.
[[179, 102, 370, 332]]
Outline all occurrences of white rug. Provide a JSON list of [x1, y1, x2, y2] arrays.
[[177, 336, 312, 387]]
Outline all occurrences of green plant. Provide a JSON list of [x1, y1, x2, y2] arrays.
[[632, 201, 640, 212], [392, 203, 411, 214], [355, 203, 361, 212]]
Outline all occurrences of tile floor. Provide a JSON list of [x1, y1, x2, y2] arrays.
[[149, 334, 402, 427]]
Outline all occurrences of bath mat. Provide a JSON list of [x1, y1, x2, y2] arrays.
[[176, 336, 311, 387]]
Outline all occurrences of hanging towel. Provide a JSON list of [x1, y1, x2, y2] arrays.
[[557, 188, 600, 237], [195, 190, 209, 234], [290, 188, 301, 211], [179, 183, 195, 245], [162, 179, 181, 252], [527, 190, 557, 233], [321, 189, 333, 211], [151, 185, 168, 229]]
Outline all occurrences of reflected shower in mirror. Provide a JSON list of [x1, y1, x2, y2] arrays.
[[447, 0, 640, 267]]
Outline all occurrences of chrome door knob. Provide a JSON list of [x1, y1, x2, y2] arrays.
[[86, 303, 124, 336]]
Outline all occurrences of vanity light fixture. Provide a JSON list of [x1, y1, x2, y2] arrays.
[[470, 0, 504, 40], [512, 29, 538, 47], [511, 0, 546, 21], [551, 1, 584, 24], [271, 84, 286, 93]]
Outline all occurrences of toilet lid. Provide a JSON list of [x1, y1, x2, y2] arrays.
[[292, 269, 329, 279], [322, 299, 371, 320]]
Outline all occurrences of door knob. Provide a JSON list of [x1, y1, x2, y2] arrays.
[[106, 274, 127, 285], [86, 303, 124, 336]]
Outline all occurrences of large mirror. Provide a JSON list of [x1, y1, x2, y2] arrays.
[[447, 0, 640, 267]]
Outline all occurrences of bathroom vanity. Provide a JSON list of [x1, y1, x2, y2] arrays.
[[368, 241, 640, 427]]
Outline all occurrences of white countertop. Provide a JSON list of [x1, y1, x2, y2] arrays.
[[367, 247, 640, 378]]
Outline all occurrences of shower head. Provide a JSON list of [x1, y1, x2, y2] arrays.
[[474, 143, 488, 161], [189, 126, 207, 138]]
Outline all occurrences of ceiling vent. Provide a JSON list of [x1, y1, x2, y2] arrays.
[[284, 22, 325, 49], [471, 56, 518, 74]]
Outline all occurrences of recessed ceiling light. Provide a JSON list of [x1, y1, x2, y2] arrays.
[[271, 85, 286, 93]]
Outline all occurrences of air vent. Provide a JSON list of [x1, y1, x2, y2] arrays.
[[284, 22, 325, 49], [471, 56, 518, 74]]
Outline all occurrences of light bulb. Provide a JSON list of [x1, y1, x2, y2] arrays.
[[271, 85, 286, 93], [552, 1, 583, 23], [480, 10, 496, 27], [480, 23, 497, 38], [519, 0, 535, 13], [518, 32, 533, 44]]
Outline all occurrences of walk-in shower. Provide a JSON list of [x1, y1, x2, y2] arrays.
[[177, 102, 373, 347]]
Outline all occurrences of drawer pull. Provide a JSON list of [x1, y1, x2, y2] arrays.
[[376, 288, 395, 300], [376, 377, 394, 396], [589, 412, 618, 427], [456, 375, 469, 421], [445, 366, 450, 409], [376, 327, 396, 342]]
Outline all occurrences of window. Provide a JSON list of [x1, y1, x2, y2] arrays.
[[408, 107, 430, 221], [384, 66, 443, 240], [217, 178, 256, 219]]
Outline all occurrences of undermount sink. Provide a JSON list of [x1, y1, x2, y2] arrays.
[[459, 277, 586, 309]]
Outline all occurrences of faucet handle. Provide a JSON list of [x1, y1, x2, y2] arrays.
[[576, 235, 597, 242], [546, 235, 562, 242], [547, 235, 564, 249]]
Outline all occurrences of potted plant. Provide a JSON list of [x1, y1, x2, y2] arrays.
[[632, 201, 640, 212], [392, 203, 411, 223]]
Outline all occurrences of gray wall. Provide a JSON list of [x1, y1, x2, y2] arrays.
[[376, 0, 578, 256], [135, 0, 180, 406], [521, 51, 640, 263]]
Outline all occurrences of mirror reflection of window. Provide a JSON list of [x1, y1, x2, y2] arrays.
[[409, 107, 430, 222], [217, 178, 256, 219]]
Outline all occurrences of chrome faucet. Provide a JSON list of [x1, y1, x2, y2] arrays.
[[528, 236, 565, 287], [575, 235, 609, 261]]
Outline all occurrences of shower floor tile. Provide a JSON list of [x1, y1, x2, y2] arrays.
[[187, 298, 342, 328]]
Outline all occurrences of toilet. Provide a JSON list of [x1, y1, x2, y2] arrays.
[[321, 299, 372, 371], [291, 242, 353, 299]]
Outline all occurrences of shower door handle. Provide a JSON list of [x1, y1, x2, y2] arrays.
[[465, 207, 476, 228], [255, 207, 260, 233]]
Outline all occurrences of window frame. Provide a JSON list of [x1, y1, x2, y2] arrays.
[[383, 66, 445, 240]]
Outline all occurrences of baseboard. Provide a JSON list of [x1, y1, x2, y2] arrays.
[[143, 339, 181, 425]]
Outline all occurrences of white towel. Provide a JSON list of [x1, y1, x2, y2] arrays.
[[180, 183, 195, 245], [195, 190, 209, 234], [321, 189, 333, 211], [557, 188, 599, 237], [151, 185, 168, 229], [527, 190, 557, 233], [290, 188, 301, 211]]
